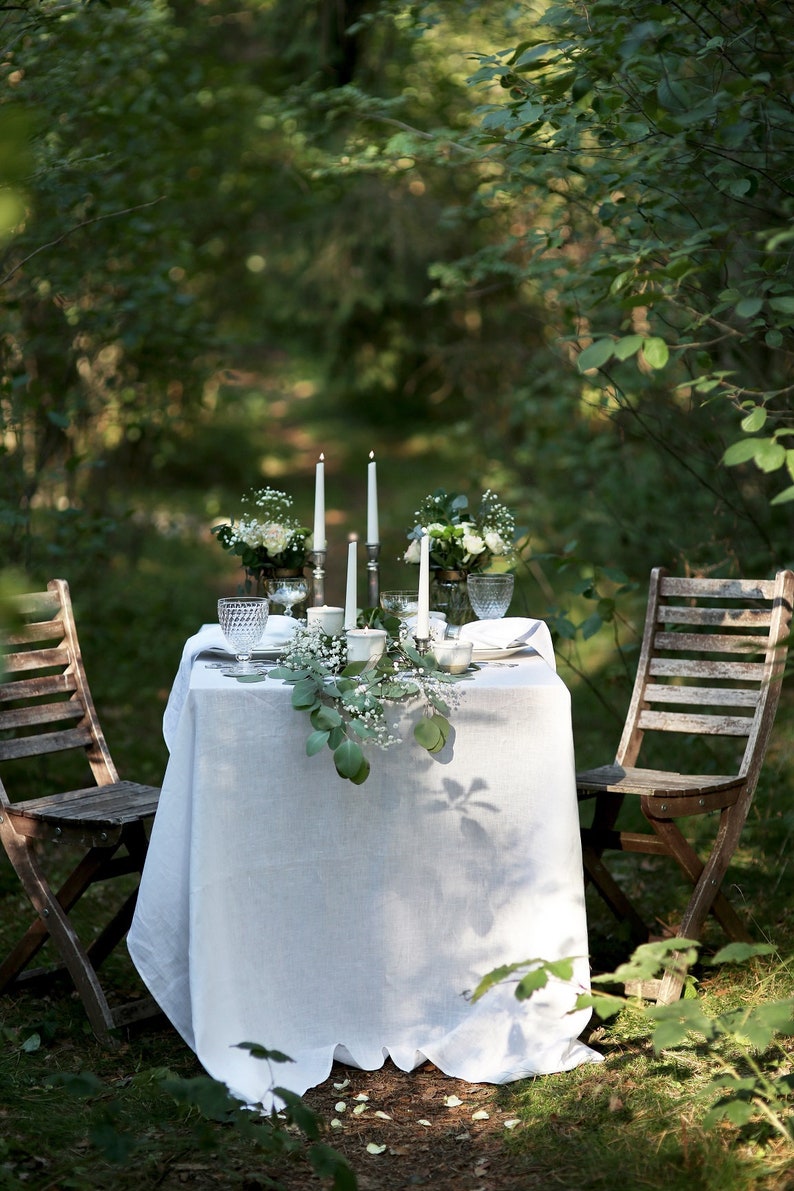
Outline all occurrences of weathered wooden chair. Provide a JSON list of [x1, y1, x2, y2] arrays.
[[577, 567, 794, 1002], [0, 579, 161, 1043]]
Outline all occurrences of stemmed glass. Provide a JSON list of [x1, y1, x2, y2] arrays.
[[217, 597, 269, 673], [467, 573, 515, 620], [267, 576, 309, 618], [379, 590, 419, 620]]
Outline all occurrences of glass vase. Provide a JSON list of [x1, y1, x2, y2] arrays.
[[431, 569, 474, 626]]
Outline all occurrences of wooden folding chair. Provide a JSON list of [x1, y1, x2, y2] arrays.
[[0, 579, 161, 1043], [577, 567, 794, 1002]]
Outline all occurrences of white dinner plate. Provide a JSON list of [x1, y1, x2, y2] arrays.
[[471, 645, 527, 662], [204, 645, 287, 661]]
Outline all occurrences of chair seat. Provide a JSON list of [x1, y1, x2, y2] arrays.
[[577, 764, 743, 798], [6, 781, 161, 827]]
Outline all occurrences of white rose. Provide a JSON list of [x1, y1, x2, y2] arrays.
[[404, 538, 422, 564], [263, 523, 292, 554], [461, 532, 486, 556], [426, 522, 446, 536], [484, 530, 507, 555]]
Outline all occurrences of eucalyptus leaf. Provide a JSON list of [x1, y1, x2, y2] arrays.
[[306, 729, 330, 756], [311, 704, 343, 730], [414, 716, 443, 752], [333, 738, 366, 780], [292, 678, 320, 709]]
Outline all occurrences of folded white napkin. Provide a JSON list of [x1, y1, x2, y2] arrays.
[[162, 616, 299, 751], [458, 617, 556, 671]]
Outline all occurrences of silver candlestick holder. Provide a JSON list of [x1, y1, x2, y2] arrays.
[[366, 543, 380, 608], [412, 635, 431, 656], [311, 550, 326, 607]]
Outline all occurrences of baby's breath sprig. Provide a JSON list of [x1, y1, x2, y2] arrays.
[[268, 621, 467, 785]]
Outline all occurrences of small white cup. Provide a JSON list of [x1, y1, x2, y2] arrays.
[[306, 605, 345, 635], [346, 627, 387, 665], [432, 639, 473, 674]]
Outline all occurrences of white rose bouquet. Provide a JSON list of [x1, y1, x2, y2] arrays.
[[212, 487, 311, 575], [404, 489, 516, 574]]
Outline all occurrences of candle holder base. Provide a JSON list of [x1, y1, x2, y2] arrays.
[[311, 550, 326, 607], [412, 635, 431, 656], [366, 543, 380, 609]]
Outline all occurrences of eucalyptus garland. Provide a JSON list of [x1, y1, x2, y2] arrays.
[[265, 616, 468, 785]]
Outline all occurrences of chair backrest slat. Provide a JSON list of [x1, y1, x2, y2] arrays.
[[0, 698, 83, 731], [0, 672, 77, 704], [649, 658, 767, 681], [644, 683, 758, 708], [3, 645, 73, 673], [654, 631, 773, 655], [0, 727, 96, 761], [6, 617, 66, 647], [616, 568, 794, 786], [661, 577, 777, 599], [657, 606, 772, 628], [0, 580, 118, 804], [637, 710, 753, 736]]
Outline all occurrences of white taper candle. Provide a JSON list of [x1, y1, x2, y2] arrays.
[[416, 533, 430, 639], [367, 451, 379, 545], [313, 454, 326, 552], [344, 540, 358, 630]]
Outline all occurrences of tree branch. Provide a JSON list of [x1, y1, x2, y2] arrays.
[[0, 197, 166, 288]]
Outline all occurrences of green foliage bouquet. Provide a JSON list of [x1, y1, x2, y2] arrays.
[[404, 488, 516, 573], [212, 487, 311, 576]]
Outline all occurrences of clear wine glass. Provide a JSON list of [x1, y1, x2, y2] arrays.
[[379, 590, 419, 620], [267, 576, 309, 618], [217, 597, 269, 673], [466, 573, 515, 620]]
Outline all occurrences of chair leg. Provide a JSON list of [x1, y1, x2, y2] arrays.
[[0, 819, 117, 1045], [0, 843, 114, 989], [643, 811, 753, 1003], [647, 814, 753, 943]]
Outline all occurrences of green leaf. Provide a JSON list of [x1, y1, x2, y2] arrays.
[[707, 942, 776, 965], [292, 678, 320, 709], [592, 938, 700, 986], [769, 295, 794, 314], [306, 729, 330, 756], [770, 484, 794, 505], [755, 438, 787, 472], [740, 406, 767, 433], [515, 967, 550, 998], [612, 333, 644, 360], [234, 1043, 294, 1064], [311, 704, 343, 730], [647, 1000, 714, 1050], [577, 338, 614, 372], [723, 438, 766, 466], [575, 991, 626, 1020], [306, 1142, 357, 1189], [273, 1088, 321, 1141], [469, 961, 526, 1003], [641, 336, 669, 369], [414, 713, 450, 753], [333, 739, 368, 782], [735, 297, 764, 318]]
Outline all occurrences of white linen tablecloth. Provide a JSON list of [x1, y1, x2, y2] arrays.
[[128, 643, 601, 1109]]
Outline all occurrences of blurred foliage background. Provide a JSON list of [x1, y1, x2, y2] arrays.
[[2, 0, 794, 783]]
